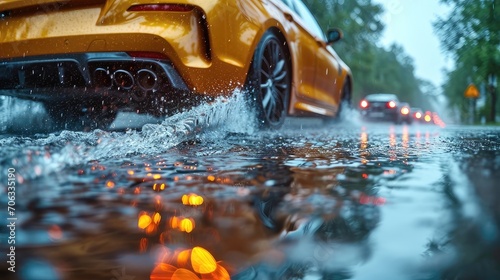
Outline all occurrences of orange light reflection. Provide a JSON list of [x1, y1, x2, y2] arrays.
[[138, 214, 152, 229], [191, 246, 217, 274], [151, 263, 177, 280], [151, 246, 228, 280], [200, 263, 231, 280], [182, 193, 204, 206], [177, 249, 192, 269], [179, 218, 195, 233], [153, 212, 161, 224], [172, 268, 199, 280]]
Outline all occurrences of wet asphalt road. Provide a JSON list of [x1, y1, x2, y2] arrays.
[[0, 97, 500, 280]]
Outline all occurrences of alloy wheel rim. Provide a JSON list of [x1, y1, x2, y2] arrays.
[[258, 39, 289, 125]]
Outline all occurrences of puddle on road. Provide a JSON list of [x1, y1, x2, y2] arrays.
[[0, 90, 257, 181], [1, 94, 500, 279]]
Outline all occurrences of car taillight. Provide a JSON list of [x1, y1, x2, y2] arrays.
[[424, 115, 432, 122], [126, 52, 169, 60], [415, 112, 422, 119], [387, 101, 396, 108], [128, 4, 194, 12], [360, 100, 369, 108], [400, 107, 409, 115]]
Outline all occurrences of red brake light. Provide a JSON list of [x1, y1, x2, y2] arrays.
[[400, 107, 409, 115], [360, 100, 369, 108], [128, 4, 194, 12], [387, 101, 396, 108], [415, 112, 422, 119]]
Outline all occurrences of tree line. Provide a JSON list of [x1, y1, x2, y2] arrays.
[[434, 0, 499, 124], [303, 0, 435, 112], [305, 0, 499, 123]]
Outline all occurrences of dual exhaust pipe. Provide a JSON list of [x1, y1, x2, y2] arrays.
[[93, 68, 158, 92]]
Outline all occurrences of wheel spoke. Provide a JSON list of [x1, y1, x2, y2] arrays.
[[262, 86, 273, 108], [274, 70, 287, 83], [273, 60, 285, 77], [272, 88, 284, 112], [261, 55, 271, 70], [260, 68, 269, 78], [260, 79, 271, 89], [274, 81, 288, 89], [265, 86, 278, 120]]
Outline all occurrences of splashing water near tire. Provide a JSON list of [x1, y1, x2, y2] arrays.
[[0, 89, 257, 181]]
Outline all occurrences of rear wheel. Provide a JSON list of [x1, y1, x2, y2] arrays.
[[45, 102, 117, 131], [246, 30, 291, 129]]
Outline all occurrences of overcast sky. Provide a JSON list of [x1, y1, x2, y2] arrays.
[[372, 0, 454, 89]]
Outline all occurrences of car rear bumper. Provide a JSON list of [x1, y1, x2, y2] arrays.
[[0, 0, 251, 95], [360, 110, 399, 121], [0, 52, 204, 115]]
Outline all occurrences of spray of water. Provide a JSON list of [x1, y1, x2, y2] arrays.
[[338, 101, 363, 128], [95, 89, 257, 157], [0, 96, 54, 133], [0, 89, 257, 181]]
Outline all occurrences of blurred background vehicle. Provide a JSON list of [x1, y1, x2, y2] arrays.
[[359, 93, 402, 124]]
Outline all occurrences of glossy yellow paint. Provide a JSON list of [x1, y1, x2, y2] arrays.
[[0, 0, 351, 116]]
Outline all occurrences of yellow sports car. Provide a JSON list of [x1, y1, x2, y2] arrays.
[[0, 0, 352, 129]]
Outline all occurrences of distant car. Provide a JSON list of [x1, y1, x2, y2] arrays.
[[359, 93, 402, 124], [411, 108, 424, 123], [398, 102, 412, 124], [0, 0, 353, 130]]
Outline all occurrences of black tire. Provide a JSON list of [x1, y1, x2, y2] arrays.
[[45, 102, 117, 131], [246, 30, 291, 129]]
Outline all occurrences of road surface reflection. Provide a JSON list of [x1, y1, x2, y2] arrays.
[[0, 119, 499, 280]]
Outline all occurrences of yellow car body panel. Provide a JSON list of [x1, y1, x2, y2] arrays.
[[0, 0, 351, 118]]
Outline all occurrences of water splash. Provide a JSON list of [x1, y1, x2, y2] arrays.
[[0, 90, 257, 181], [0, 96, 54, 134], [94, 89, 257, 157], [338, 100, 363, 128]]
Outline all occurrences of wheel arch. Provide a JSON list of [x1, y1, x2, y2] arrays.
[[342, 74, 353, 102], [245, 24, 293, 81]]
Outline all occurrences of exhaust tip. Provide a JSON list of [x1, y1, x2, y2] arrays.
[[93, 68, 112, 88], [113, 70, 134, 90], [136, 69, 158, 91]]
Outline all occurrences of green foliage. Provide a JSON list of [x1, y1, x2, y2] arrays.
[[303, 0, 433, 110], [434, 0, 500, 122]]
